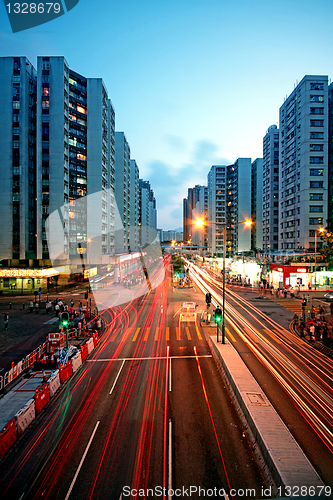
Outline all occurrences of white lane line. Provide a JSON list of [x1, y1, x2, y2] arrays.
[[109, 359, 126, 395], [88, 355, 212, 362], [169, 358, 172, 392], [168, 419, 172, 500], [173, 307, 182, 317], [65, 420, 100, 500]]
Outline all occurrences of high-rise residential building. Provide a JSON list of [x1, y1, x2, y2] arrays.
[[251, 158, 263, 252], [208, 165, 227, 255], [36, 56, 116, 267], [279, 75, 329, 251], [191, 185, 208, 249], [262, 125, 280, 254], [226, 159, 252, 255], [130, 159, 140, 251], [115, 132, 131, 254], [0, 57, 37, 262], [139, 179, 157, 247], [183, 185, 205, 246], [328, 82, 333, 229]]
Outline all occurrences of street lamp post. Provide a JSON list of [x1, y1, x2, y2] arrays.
[[194, 218, 252, 344]]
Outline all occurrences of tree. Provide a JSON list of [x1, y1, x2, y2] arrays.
[[319, 230, 333, 260]]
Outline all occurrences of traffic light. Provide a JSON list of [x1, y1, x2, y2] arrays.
[[205, 292, 212, 304], [215, 308, 222, 323], [60, 311, 70, 329]]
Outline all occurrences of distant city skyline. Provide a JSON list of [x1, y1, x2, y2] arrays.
[[1, 0, 333, 229]]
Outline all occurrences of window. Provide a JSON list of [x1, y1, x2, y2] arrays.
[[310, 95, 324, 102], [42, 100, 49, 108], [309, 230, 315, 237], [310, 83, 324, 90], [310, 107, 324, 114], [310, 169, 323, 176], [310, 144, 323, 151], [309, 206, 323, 212], [309, 218, 323, 225], [310, 132, 324, 139], [309, 193, 323, 200], [43, 87, 49, 96], [76, 105, 87, 115], [310, 157, 324, 164], [309, 181, 323, 188], [310, 120, 324, 127]]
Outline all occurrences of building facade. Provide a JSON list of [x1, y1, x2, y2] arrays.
[[208, 165, 227, 255], [0, 57, 37, 262], [226, 159, 252, 255], [251, 158, 263, 252], [279, 75, 329, 251], [115, 132, 131, 254], [262, 125, 280, 254], [139, 179, 157, 247]]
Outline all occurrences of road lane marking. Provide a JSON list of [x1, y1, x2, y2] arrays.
[[132, 327, 140, 341], [169, 358, 172, 392], [155, 327, 159, 340], [64, 420, 100, 500], [168, 419, 172, 500], [176, 327, 180, 340], [226, 327, 236, 342], [112, 328, 121, 341], [109, 359, 125, 395], [88, 355, 212, 362], [166, 327, 170, 341], [144, 327, 150, 341], [185, 326, 191, 340]]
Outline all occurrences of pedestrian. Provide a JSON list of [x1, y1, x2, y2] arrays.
[[283, 287, 288, 299], [309, 323, 315, 341], [54, 303, 60, 317], [4, 313, 9, 329], [35, 301, 39, 313], [79, 301, 82, 314], [46, 301, 50, 314]]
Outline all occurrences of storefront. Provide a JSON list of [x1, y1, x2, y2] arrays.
[[270, 264, 310, 289], [0, 268, 60, 292]]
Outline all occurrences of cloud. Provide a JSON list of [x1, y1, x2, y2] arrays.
[[145, 140, 232, 229]]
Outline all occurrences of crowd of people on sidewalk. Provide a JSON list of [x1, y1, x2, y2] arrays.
[[296, 302, 333, 341]]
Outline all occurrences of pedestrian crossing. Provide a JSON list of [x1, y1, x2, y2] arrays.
[[268, 296, 303, 314], [109, 325, 203, 342]]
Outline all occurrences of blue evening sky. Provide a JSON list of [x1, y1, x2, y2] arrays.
[[1, 0, 333, 229]]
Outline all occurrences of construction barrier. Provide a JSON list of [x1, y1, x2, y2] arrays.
[[15, 399, 36, 435], [48, 370, 61, 398], [34, 383, 50, 414], [80, 344, 88, 363], [71, 352, 82, 373], [59, 360, 73, 384], [86, 338, 94, 354], [0, 418, 18, 459], [93, 331, 99, 347]]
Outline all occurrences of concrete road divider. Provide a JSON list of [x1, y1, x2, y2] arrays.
[[48, 370, 61, 398], [15, 398, 35, 435], [59, 360, 73, 384], [0, 418, 18, 459], [71, 352, 82, 373], [34, 383, 50, 414], [86, 338, 94, 354]]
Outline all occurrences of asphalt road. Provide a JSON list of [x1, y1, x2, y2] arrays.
[[0, 262, 266, 499], [189, 263, 333, 489]]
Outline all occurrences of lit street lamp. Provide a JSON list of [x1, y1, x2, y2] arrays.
[[194, 218, 253, 344]]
